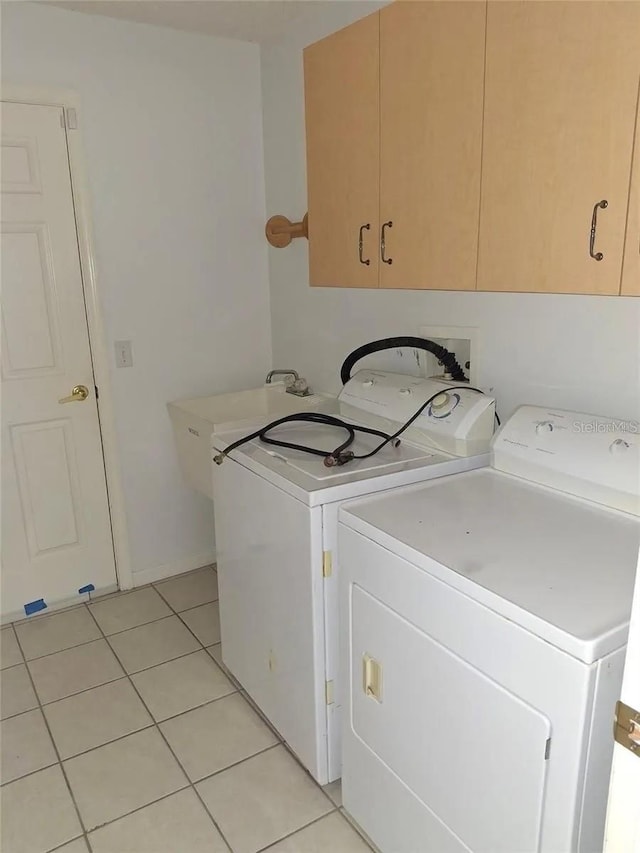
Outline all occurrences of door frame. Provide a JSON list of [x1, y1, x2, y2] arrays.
[[2, 83, 133, 591]]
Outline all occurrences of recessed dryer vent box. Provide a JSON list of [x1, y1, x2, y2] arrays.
[[418, 325, 479, 386]]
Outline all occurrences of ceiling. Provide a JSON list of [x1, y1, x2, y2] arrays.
[[45, 1, 385, 46]]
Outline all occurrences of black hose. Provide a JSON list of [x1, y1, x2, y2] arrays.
[[340, 336, 467, 385], [213, 386, 486, 468], [213, 411, 397, 468]]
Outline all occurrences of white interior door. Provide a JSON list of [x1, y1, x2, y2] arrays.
[[1, 100, 116, 619], [604, 550, 640, 853]]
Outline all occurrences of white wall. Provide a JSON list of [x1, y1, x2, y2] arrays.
[[261, 15, 640, 424], [2, 2, 272, 581]]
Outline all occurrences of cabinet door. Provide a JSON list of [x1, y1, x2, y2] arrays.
[[622, 100, 640, 296], [304, 13, 379, 288], [478, 1, 640, 295], [379, 1, 486, 291]]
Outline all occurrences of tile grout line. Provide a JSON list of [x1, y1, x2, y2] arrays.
[[9, 600, 91, 630], [83, 596, 237, 853], [76, 784, 194, 839], [83, 584, 318, 852], [11, 624, 95, 853], [1, 680, 245, 779], [1, 696, 345, 850], [340, 806, 380, 852], [7, 566, 216, 650], [46, 834, 88, 853], [62, 743, 285, 846], [280, 737, 342, 812], [152, 586, 221, 647], [0, 753, 60, 789], [3, 577, 209, 851], [151, 567, 216, 606], [6, 565, 216, 631], [148, 573, 224, 670], [15, 597, 219, 666], [5, 636, 228, 725], [1, 622, 24, 669], [166, 580, 365, 846], [3, 570, 356, 852], [254, 806, 339, 853], [157, 578, 348, 849], [19, 644, 222, 713]]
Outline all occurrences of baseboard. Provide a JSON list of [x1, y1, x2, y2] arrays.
[[1, 552, 216, 624], [2, 583, 119, 626], [131, 550, 216, 587]]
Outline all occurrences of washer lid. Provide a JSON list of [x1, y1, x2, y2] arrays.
[[213, 420, 488, 506], [340, 468, 640, 663]]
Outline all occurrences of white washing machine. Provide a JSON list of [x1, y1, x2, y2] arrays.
[[211, 369, 496, 785], [339, 405, 640, 853]]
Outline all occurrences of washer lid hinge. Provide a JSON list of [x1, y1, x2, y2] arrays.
[[322, 550, 332, 578], [614, 700, 640, 757]]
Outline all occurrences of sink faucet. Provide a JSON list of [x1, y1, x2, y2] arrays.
[[265, 369, 300, 384], [265, 369, 311, 397]]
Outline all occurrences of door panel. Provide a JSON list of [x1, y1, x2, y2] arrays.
[[1, 101, 116, 617], [1, 224, 63, 375], [1, 135, 42, 193], [621, 97, 640, 295], [478, 1, 640, 294], [304, 12, 380, 288], [379, 1, 485, 291], [351, 584, 550, 853], [11, 420, 83, 555]]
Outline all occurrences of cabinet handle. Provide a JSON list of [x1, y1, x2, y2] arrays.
[[589, 199, 608, 261], [358, 223, 371, 265], [381, 220, 393, 265]]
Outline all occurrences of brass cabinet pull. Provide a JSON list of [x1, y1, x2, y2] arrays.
[[381, 220, 393, 265], [59, 385, 89, 404], [589, 199, 608, 261], [358, 223, 371, 265]]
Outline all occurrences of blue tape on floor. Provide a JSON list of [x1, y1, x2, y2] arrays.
[[78, 584, 95, 595], [24, 599, 47, 616]]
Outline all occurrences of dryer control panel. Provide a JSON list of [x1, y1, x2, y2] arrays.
[[492, 405, 639, 515], [339, 370, 496, 458]]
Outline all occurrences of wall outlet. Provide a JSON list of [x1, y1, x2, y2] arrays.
[[114, 340, 133, 368], [418, 325, 479, 385]]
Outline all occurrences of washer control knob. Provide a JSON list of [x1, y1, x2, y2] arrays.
[[399, 388, 411, 396], [536, 421, 554, 435], [431, 392, 451, 410], [610, 438, 630, 455], [362, 379, 374, 388]]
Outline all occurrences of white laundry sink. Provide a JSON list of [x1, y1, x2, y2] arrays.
[[168, 383, 336, 499]]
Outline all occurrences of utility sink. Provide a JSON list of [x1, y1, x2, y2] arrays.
[[168, 383, 336, 499]]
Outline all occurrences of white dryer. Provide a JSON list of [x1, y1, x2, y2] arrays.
[[211, 370, 495, 785], [339, 405, 640, 853]]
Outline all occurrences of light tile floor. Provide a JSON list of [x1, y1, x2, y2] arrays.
[[0, 566, 372, 853]]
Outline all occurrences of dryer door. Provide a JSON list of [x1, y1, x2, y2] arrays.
[[350, 584, 551, 853]]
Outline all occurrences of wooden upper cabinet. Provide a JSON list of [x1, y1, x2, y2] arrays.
[[379, 1, 485, 290], [621, 100, 640, 296], [477, 1, 640, 295], [304, 13, 380, 288]]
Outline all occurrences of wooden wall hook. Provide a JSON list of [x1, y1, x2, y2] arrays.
[[265, 213, 308, 248]]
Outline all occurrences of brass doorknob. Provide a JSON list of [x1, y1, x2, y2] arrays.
[[59, 385, 89, 404]]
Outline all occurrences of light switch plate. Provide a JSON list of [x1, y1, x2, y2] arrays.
[[114, 340, 133, 368]]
